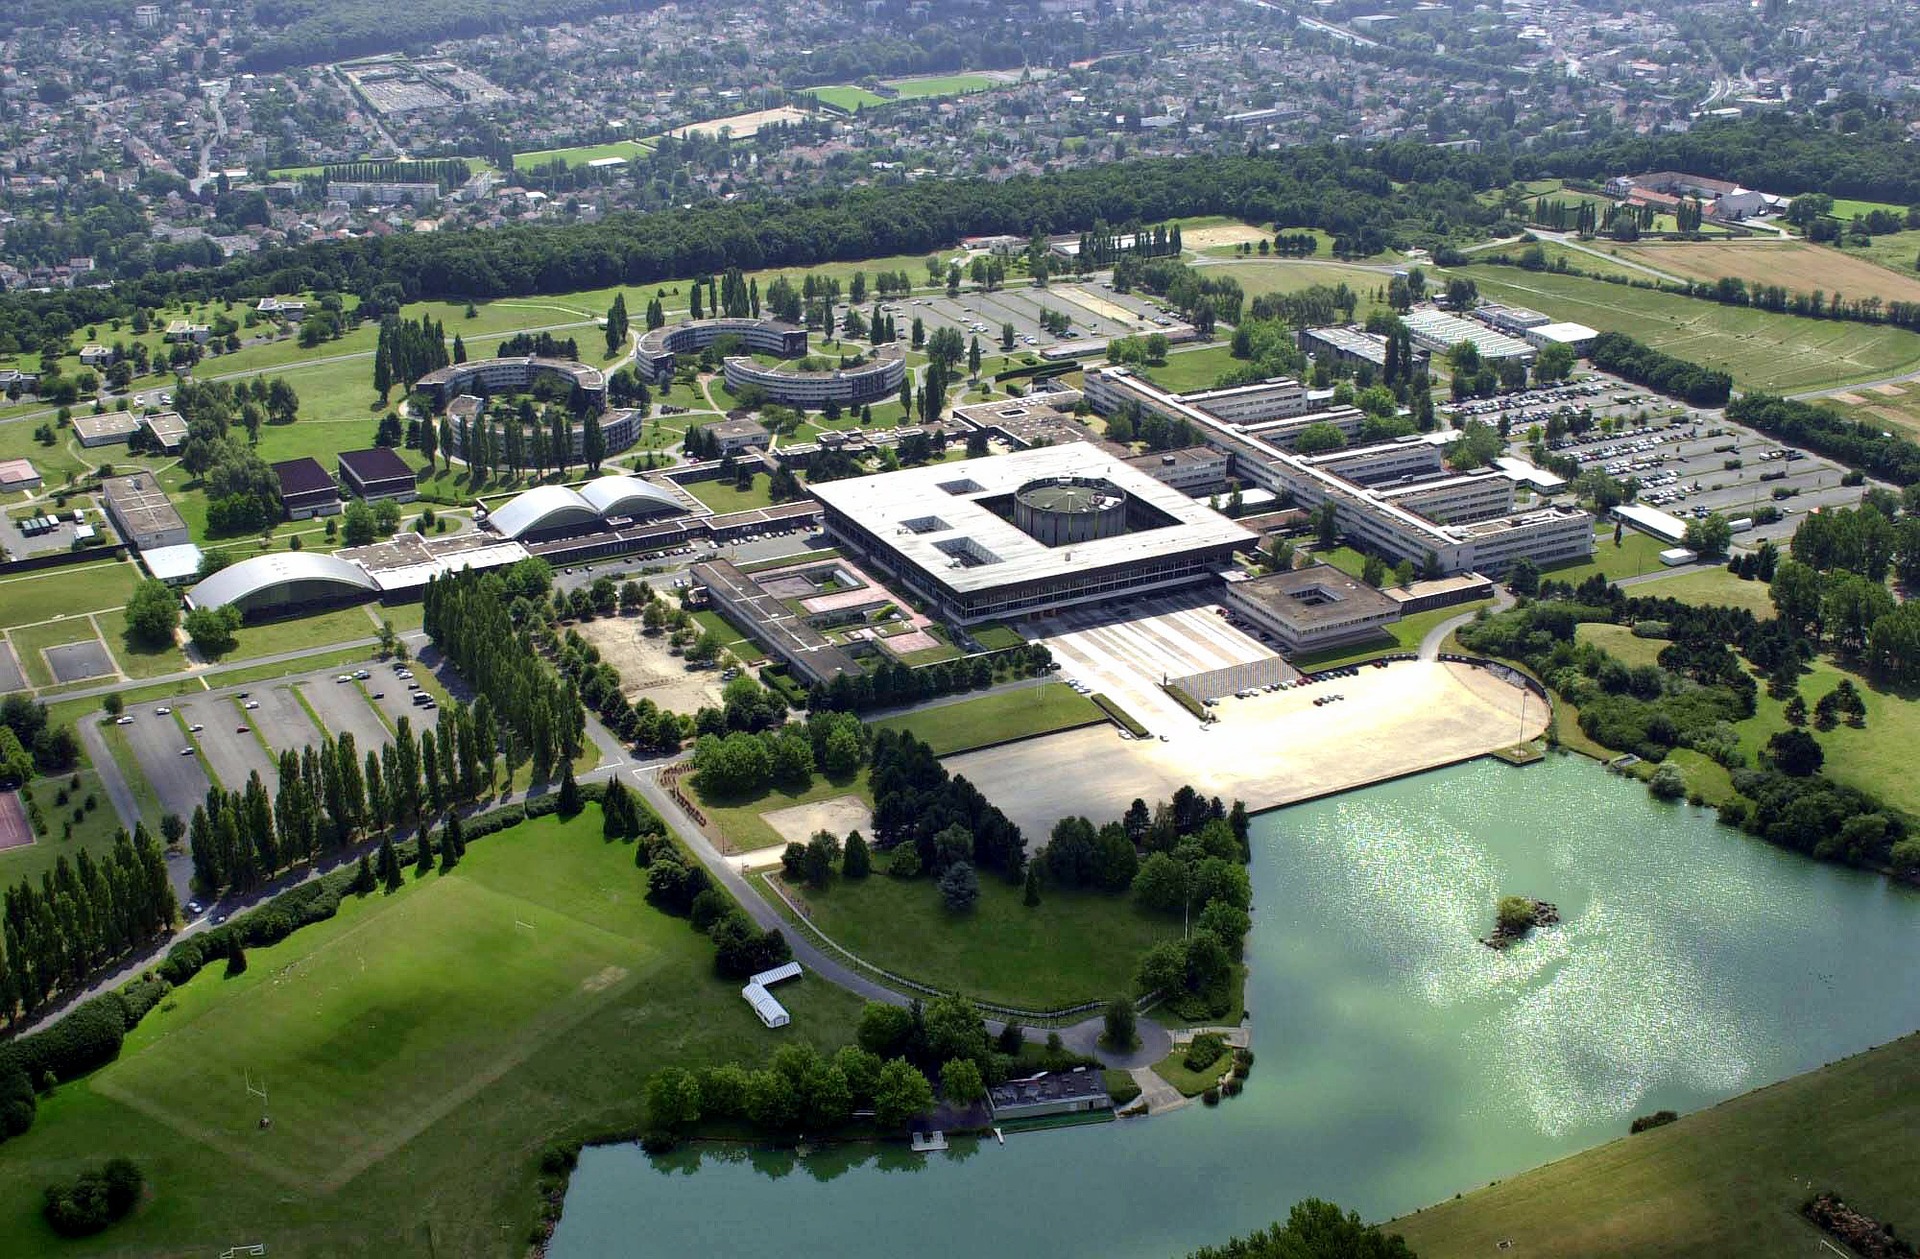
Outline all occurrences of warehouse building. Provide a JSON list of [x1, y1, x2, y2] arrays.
[[272, 457, 342, 520], [811, 442, 1255, 624], [1402, 309, 1534, 364], [101, 474, 189, 550], [1298, 325, 1429, 376], [337, 447, 420, 502]]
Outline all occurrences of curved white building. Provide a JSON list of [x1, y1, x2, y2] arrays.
[[484, 474, 685, 541], [722, 345, 906, 408], [635, 318, 807, 383], [186, 552, 380, 616], [417, 356, 608, 411]]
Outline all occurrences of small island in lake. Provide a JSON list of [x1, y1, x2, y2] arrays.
[[1483, 894, 1561, 949]]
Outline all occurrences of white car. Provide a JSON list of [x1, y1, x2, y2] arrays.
[[154, 707, 171, 716], [114, 716, 134, 726], [188, 723, 204, 733], [243, 700, 260, 710]]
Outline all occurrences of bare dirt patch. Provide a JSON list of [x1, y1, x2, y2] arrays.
[[761, 794, 873, 847], [671, 105, 808, 140], [574, 615, 726, 714], [1612, 240, 1920, 305], [1182, 222, 1271, 251]]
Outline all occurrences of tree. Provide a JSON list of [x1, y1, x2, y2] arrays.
[[556, 758, 581, 815], [857, 1002, 915, 1059], [1767, 728, 1825, 776], [873, 1058, 934, 1128], [1133, 851, 1189, 914], [842, 830, 871, 879], [1186, 1198, 1418, 1259], [938, 860, 979, 912], [123, 579, 179, 647], [940, 1057, 986, 1106], [1683, 513, 1732, 559], [646, 1066, 702, 1133], [183, 605, 242, 657], [1102, 995, 1138, 1050]]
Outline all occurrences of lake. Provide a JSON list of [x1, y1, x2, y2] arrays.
[[551, 755, 1920, 1257]]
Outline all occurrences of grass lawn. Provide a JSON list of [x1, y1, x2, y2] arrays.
[[1477, 240, 1649, 282], [0, 559, 140, 630], [1150, 1045, 1236, 1097], [1630, 565, 1777, 616], [969, 622, 1027, 651], [1458, 265, 1920, 393], [512, 139, 654, 172], [1203, 261, 1392, 319], [1826, 197, 1912, 220], [683, 474, 776, 515], [882, 73, 995, 99], [94, 609, 188, 679], [0, 767, 127, 888], [807, 85, 887, 111], [1539, 526, 1672, 585], [1573, 622, 1667, 669], [772, 865, 1177, 1009], [1734, 657, 1920, 816], [99, 722, 163, 828], [213, 605, 381, 663], [689, 608, 767, 665], [1393, 1030, 1920, 1259], [1291, 599, 1495, 670], [7, 618, 106, 688], [868, 684, 1104, 756], [1824, 379, 1920, 443], [1143, 344, 1240, 393], [696, 768, 871, 856], [0, 805, 864, 1256], [1826, 229, 1920, 280]]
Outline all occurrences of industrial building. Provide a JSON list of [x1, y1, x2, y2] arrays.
[[72, 412, 141, 447], [414, 357, 607, 412], [187, 531, 533, 616], [1081, 367, 1593, 574], [1298, 325, 1430, 376], [337, 447, 420, 502], [811, 442, 1256, 624], [101, 474, 189, 550], [1221, 564, 1403, 654], [692, 559, 863, 687], [1524, 322, 1600, 355], [1402, 310, 1534, 364], [272, 457, 342, 520]]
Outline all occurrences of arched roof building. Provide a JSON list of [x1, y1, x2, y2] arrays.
[[484, 475, 687, 541], [186, 553, 379, 616]]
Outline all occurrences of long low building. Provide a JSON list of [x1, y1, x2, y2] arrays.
[[693, 558, 862, 687], [811, 441, 1255, 624], [416, 356, 607, 412], [448, 405, 644, 462], [1082, 367, 1593, 574], [101, 473, 189, 551], [1403, 309, 1535, 363], [635, 317, 808, 383], [722, 344, 906, 409], [986, 1068, 1113, 1121], [187, 531, 533, 616]]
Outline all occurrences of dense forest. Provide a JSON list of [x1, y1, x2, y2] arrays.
[[238, 0, 656, 71], [0, 118, 1916, 353]]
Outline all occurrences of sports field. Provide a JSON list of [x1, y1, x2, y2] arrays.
[[807, 85, 887, 111], [1611, 239, 1920, 305], [512, 139, 654, 172], [0, 806, 864, 1254], [883, 73, 995, 99], [1459, 266, 1920, 393], [1393, 1030, 1920, 1259]]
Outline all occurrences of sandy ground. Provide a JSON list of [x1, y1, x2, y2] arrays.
[[1184, 223, 1271, 250], [949, 660, 1545, 841], [1054, 286, 1159, 331], [574, 616, 725, 713], [671, 105, 808, 140], [761, 795, 873, 847]]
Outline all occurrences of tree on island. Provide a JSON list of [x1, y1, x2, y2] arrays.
[[1495, 895, 1538, 937]]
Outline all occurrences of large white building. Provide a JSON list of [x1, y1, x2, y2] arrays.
[[1082, 367, 1593, 574], [812, 442, 1256, 624]]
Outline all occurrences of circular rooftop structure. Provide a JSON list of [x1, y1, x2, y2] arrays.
[[1013, 476, 1127, 546]]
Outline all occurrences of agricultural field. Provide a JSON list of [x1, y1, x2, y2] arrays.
[[1822, 379, 1920, 442], [1610, 239, 1920, 305], [1826, 228, 1920, 279], [1394, 1030, 1920, 1259], [1826, 197, 1913, 220], [1458, 266, 1920, 394], [768, 863, 1177, 1010], [1475, 240, 1650, 282], [867, 684, 1105, 757], [0, 807, 864, 1256]]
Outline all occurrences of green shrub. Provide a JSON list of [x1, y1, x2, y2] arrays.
[[42, 1158, 143, 1237], [1630, 1109, 1679, 1134], [1184, 1032, 1227, 1072]]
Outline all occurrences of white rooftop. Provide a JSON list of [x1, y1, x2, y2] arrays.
[[140, 542, 205, 583], [809, 443, 1254, 595], [1532, 321, 1600, 344]]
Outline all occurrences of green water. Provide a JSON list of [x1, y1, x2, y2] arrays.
[[551, 756, 1920, 1257]]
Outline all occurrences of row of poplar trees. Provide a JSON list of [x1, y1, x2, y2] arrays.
[[2, 826, 174, 1023]]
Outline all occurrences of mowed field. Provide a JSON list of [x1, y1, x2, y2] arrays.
[[0, 807, 865, 1255], [1204, 261, 1393, 319], [1393, 1030, 1920, 1259], [1611, 239, 1920, 305], [1458, 266, 1920, 393], [1825, 379, 1920, 441]]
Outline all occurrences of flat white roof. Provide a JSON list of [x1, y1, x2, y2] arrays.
[[1613, 502, 1688, 543], [810, 442, 1255, 594], [141, 542, 205, 582], [1492, 455, 1568, 491], [1533, 321, 1599, 344]]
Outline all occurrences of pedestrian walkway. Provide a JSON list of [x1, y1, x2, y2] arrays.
[[1125, 1067, 1187, 1116]]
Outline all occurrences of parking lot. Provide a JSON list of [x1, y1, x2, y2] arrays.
[[849, 281, 1191, 357], [301, 678, 393, 756], [1026, 590, 1282, 731], [178, 693, 276, 793], [0, 644, 25, 693], [118, 701, 213, 824]]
